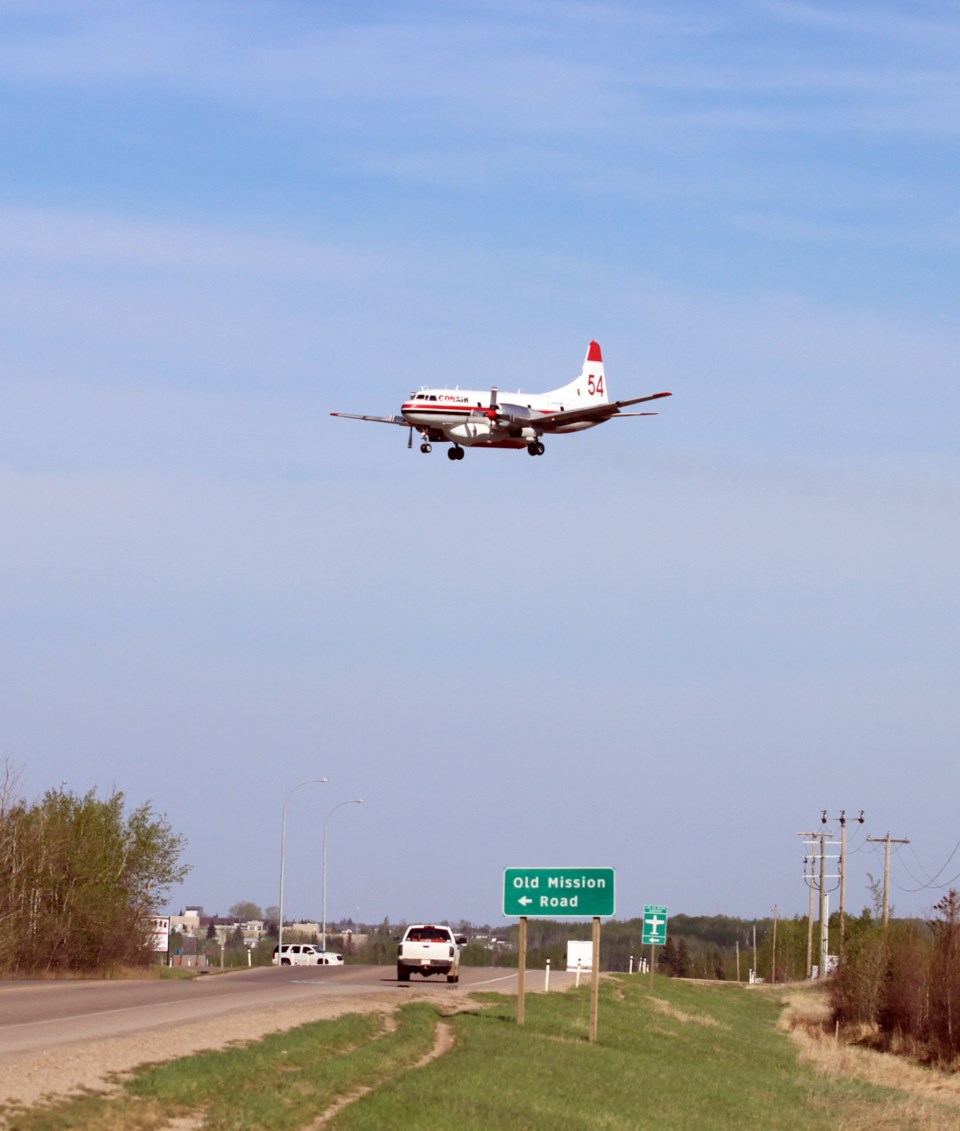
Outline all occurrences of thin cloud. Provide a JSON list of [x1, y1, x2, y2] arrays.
[[0, 206, 384, 277], [2, 2, 957, 142]]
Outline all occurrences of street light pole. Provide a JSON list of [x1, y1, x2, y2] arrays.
[[322, 799, 364, 952], [278, 778, 329, 961]]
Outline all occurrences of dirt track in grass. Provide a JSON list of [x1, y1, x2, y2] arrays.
[[0, 987, 474, 1110]]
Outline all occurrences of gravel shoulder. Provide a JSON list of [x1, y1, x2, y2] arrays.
[[1, 985, 477, 1110]]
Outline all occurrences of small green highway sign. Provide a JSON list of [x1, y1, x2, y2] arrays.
[[504, 867, 615, 917], [642, 904, 668, 945]]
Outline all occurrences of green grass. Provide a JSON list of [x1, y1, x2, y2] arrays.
[[1, 1005, 437, 1131], [0, 976, 929, 1131], [333, 978, 892, 1131], [158, 965, 201, 980]]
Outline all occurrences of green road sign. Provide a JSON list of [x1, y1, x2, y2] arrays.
[[503, 867, 615, 917], [642, 904, 668, 945]]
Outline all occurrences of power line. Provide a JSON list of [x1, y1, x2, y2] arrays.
[[871, 836, 960, 895], [901, 835, 960, 889]]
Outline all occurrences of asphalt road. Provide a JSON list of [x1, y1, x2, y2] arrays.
[[0, 964, 573, 1057]]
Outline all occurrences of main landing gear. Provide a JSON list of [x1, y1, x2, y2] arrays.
[[527, 440, 545, 457], [447, 446, 465, 461]]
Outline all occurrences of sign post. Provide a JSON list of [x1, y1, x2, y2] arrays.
[[504, 868, 615, 1042], [590, 916, 601, 1042], [642, 904, 668, 990], [517, 917, 527, 1025]]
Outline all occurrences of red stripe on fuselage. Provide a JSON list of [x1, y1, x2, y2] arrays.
[[402, 405, 473, 417], [401, 405, 557, 419]]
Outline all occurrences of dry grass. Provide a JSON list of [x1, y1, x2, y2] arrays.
[[4, 964, 164, 981], [649, 995, 727, 1029], [778, 984, 960, 1130]]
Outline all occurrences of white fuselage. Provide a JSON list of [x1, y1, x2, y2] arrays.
[[402, 387, 597, 448], [329, 340, 672, 460]]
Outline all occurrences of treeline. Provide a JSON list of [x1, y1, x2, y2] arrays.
[[831, 891, 958, 1064], [487, 914, 807, 981], [0, 766, 189, 974]]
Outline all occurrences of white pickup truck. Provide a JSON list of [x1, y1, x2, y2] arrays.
[[396, 924, 466, 983]]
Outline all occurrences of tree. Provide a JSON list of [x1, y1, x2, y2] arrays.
[[676, 938, 691, 978], [660, 937, 677, 975], [230, 901, 263, 921], [928, 890, 960, 1062], [0, 781, 189, 973]]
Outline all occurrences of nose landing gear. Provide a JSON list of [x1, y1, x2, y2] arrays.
[[420, 442, 432, 453]]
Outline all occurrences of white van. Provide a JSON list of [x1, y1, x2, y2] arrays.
[[272, 944, 344, 966]]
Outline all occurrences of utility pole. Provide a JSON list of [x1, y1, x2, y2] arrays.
[[771, 904, 778, 984], [866, 832, 910, 927], [798, 832, 819, 977], [822, 809, 864, 954], [799, 826, 839, 977], [818, 829, 828, 975]]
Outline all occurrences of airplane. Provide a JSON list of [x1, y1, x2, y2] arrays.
[[330, 340, 671, 461]]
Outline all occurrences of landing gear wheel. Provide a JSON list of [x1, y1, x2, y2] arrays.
[[447, 446, 464, 461], [420, 442, 432, 454], [527, 441, 545, 456]]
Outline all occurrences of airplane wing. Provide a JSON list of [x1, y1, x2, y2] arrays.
[[500, 391, 672, 432], [330, 412, 408, 426]]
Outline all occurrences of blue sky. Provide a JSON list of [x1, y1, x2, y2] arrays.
[[1, 0, 958, 933]]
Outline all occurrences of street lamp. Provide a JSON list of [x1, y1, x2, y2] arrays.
[[322, 799, 364, 953], [278, 778, 329, 961]]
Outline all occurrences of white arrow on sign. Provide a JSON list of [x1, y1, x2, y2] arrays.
[[518, 896, 533, 907]]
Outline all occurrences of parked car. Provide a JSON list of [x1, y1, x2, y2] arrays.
[[272, 944, 344, 966]]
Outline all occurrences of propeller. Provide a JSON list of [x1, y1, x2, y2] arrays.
[[407, 426, 413, 449], [486, 387, 500, 421]]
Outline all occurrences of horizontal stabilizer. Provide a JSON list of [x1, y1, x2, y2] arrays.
[[508, 390, 671, 432]]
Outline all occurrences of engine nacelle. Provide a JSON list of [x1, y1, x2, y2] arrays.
[[499, 402, 537, 421], [446, 421, 493, 445]]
